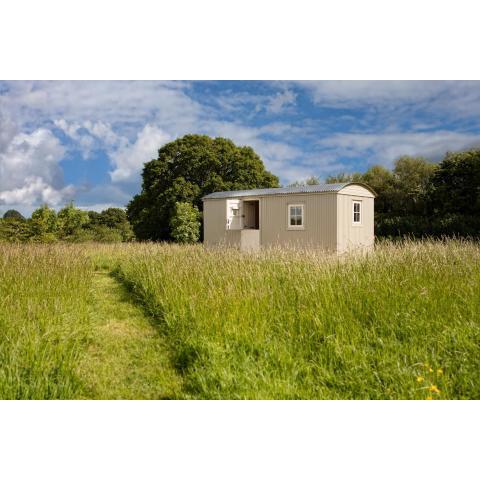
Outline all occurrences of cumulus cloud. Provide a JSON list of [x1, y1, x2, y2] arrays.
[[0, 117, 74, 206], [109, 124, 170, 183], [0, 177, 75, 206], [54, 118, 126, 158]]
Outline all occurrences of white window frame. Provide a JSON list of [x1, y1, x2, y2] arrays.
[[287, 204, 305, 230], [352, 200, 362, 225]]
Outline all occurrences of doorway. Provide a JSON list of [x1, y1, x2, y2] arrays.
[[243, 200, 259, 229]]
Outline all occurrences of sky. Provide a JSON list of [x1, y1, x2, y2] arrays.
[[1, 80, 480, 216]]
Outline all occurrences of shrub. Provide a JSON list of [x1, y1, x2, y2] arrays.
[[170, 202, 201, 243], [92, 225, 124, 243]]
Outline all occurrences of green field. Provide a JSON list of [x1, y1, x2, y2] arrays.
[[1, 240, 479, 399]]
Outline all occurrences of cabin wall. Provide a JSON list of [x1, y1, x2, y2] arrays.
[[259, 193, 337, 250], [336, 194, 375, 253], [203, 199, 229, 246], [339, 184, 375, 198]]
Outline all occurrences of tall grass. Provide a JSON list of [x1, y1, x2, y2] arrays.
[[116, 240, 480, 399], [0, 244, 92, 399]]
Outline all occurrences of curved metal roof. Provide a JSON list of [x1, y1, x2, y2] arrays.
[[202, 182, 376, 199]]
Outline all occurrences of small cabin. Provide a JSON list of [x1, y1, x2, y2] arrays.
[[202, 182, 376, 253]]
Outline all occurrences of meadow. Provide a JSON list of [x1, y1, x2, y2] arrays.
[[1, 240, 479, 399]]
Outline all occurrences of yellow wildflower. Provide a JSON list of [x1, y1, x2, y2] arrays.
[[416, 376, 424, 382], [429, 367, 434, 373], [429, 385, 440, 394], [426, 396, 433, 400], [437, 368, 443, 375]]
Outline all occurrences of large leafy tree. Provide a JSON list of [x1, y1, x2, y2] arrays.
[[127, 134, 279, 240]]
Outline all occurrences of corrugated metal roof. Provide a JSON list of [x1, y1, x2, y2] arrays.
[[202, 182, 354, 199]]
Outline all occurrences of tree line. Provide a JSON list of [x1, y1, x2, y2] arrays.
[[0, 204, 134, 243]]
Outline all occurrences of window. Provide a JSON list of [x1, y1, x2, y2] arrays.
[[288, 204, 304, 229], [353, 201, 361, 224]]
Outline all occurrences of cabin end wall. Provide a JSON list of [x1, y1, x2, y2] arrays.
[[336, 193, 375, 253]]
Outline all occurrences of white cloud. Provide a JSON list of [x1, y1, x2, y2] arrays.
[[0, 176, 75, 205], [3, 81, 201, 137], [54, 118, 127, 158], [266, 89, 296, 114], [298, 81, 480, 120], [109, 124, 170, 183], [317, 130, 480, 167], [0, 124, 74, 206], [214, 88, 297, 116]]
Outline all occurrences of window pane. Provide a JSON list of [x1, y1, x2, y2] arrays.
[[289, 206, 303, 226]]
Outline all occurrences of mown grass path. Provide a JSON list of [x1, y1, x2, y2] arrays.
[[77, 270, 183, 399]]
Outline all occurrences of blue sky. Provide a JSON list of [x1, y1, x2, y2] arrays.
[[1, 80, 480, 215]]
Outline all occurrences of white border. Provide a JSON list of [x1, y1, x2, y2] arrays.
[[2, 0, 480, 79], [0, 400, 478, 480]]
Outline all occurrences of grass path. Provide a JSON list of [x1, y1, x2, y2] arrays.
[[77, 270, 183, 399]]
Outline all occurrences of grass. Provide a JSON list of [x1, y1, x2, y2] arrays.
[[0, 244, 92, 399], [1, 240, 479, 399], [77, 270, 182, 399], [114, 240, 480, 399], [0, 244, 181, 399]]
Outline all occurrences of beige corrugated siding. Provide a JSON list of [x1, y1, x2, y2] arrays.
[[260, 193, 337, 250], [338, 184, 375, 198], [204, 183, 375, 252], [336, 194, 375, 253], [203, 199, 228, 246]]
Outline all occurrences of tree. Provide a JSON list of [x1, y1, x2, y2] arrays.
[[91, 225, 124, 243], [428, 150, 480, 215], [30, 205, 58, 242], [170, 201, 201, 243], [3, 209, 25, 221], [0, 218, 31, 242], [97, 208, 134, 241], [325, 172, 363, 184], [127, 134, 279, 240], [57, 203, 89, 240], [392, 156, 437, 215], [362, 165, 396, 214], [288, 175, 321, 187], [87, 210, 102, 225], [85, 207, 134, 241]]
